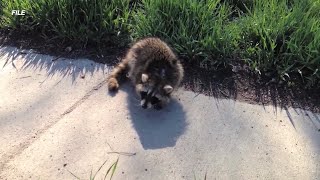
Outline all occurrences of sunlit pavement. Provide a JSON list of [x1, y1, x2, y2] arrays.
[[0, 46, 319, 180]]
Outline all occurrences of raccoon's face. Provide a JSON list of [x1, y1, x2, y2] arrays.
[[138, 73, 173, 110], [139, 88, 161, 109]]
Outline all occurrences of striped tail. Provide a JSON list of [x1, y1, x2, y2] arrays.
[[107, 59, 129, 91]]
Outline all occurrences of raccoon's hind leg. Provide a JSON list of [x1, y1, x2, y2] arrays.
[[107, 58, 129, 91]]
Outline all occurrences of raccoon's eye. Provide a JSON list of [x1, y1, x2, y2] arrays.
[[150, 96, 160, 105], [140, 91, 147, 98]]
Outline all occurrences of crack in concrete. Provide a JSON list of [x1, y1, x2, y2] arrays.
[[0, 79, 108, 175]]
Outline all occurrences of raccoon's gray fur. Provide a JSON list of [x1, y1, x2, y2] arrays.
[[107, 37, 184, 109]]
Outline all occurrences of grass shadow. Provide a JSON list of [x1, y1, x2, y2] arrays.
[[182, 61, 237, 100], [249, 74, 320, 113], [1, 30, 318, 113], [182, 59, 320, 113], [0, 46, 111, 84]]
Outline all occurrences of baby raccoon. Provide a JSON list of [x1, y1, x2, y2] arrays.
[[107, 37, 184, 109]]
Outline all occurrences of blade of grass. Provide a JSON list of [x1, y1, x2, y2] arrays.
[[109, 157, 119, 180], [92, 158, 109, 180], [66, 169, 81, 180], [103, 157, 119, 180]]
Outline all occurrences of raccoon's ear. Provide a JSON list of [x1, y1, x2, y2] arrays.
[[163, 85, 173, 94], [141, 73, 149, 83]]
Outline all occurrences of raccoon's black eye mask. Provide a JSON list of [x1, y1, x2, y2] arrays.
[[150, 96, 160, 105], [140, 91, 161, 105], [140, 91, 147, 99]]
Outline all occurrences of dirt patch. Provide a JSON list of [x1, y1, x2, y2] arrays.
[[0, 29, 124, 65], [1, 29, 319, 112], [183, 61, 320, 112]]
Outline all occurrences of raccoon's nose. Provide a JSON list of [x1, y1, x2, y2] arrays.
[[141, 99, 147, 109]]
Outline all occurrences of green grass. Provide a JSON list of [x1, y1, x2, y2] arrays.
[[238, 0, 320, 86], [132, 0, 241, 67], [1, 0, 132, 45], [67, 157, 119, 180], [1, 0, 319, 87]]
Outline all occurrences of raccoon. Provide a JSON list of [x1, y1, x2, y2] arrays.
[[107, 37, 184, 109]]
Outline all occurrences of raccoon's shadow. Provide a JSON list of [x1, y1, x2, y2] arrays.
[[121, 84, 188, 150]]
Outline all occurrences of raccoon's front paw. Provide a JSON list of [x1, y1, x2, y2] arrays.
[[107, 78, 119, 91], [153, 103, 163, 110]]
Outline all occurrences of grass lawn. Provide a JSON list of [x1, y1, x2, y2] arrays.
[[1, 0, 320, 87]]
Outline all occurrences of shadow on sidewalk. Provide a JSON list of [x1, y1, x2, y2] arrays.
[[0, 46, 112, 84], [118, 84, 188, 150]]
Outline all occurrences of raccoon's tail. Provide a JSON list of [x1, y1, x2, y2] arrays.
[[107, 58, 129, 91]]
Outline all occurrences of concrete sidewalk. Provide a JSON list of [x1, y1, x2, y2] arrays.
[[0, 46, 319, 180]]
